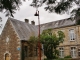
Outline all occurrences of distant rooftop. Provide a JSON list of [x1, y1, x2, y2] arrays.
[[40, 18, 76, 30]]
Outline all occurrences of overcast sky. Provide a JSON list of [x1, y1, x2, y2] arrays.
[[0, 0, 71, 34]]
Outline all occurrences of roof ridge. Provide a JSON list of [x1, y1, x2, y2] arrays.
[[41, 17, 71, 25], [8, 17, 36, 26], [8, 17, 25, 23]]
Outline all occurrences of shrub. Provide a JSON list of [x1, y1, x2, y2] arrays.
[[44, 58, 52, 60], [44, 58, 69, 60], [64, 55, 72, 58]]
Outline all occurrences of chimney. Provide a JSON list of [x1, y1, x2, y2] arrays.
[[25, 19, 29, 23], [31, 21, 35, 25]]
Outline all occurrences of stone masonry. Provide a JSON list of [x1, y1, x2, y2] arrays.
[[0, 20, 21, 60]]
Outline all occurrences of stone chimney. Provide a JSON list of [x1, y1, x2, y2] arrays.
[[25, 19, 29, 23], [31, 21, 35, 25]]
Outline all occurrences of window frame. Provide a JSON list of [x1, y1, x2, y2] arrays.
[[69, 29, 75, 41], [24, 46, 28, 57], [59, 47, 64, 58], [34, 45, 38, 56], [78, 48, 80, 56], [70, 47, 76, 58]]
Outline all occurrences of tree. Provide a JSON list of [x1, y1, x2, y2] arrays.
[[1, 0, 80, 18], [28, 36, 38, 56], [31, 0, 80, 18], [29, 29, 65, 60], [0, 0, 25, 17], [40, 29, 65, 59]]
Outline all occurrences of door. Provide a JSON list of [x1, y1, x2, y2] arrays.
[[5, 53, 10, 60]]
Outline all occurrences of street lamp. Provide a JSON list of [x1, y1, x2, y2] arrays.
[[34, 9, 41, 60]]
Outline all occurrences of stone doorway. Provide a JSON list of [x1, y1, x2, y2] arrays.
[[5, 53, 10, 60]]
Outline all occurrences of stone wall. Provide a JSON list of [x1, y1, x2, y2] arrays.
[[21, 41, 38, 60], [0, 20, 21, 60], [52, 25, 80, 58]]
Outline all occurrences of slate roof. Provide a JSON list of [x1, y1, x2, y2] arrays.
[[8, 18, 38, 40], [40, 18, 76, 30], [7, 18, 76, 40]]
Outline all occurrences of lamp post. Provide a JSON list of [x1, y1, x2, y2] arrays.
[[34, 9, 41, 60]]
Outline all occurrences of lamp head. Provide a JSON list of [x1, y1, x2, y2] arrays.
[[34, 11, 39, 16]]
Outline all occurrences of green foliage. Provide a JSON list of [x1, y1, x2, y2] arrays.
[[54, 58, 69, 60], [31, 0, 80, 17], [1, 0, 80, 17], [64, 55, 72, 58], [0, 0, 25, 17], [29, 29, 65, 60], [28, 36, 38, 45], [29, 36, 37, 42], [40, 29, 65, 59], [44, 58, 48, 60]]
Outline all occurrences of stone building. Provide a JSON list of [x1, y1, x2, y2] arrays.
[[40, 18, 80, 58], [0, 17, 80, 60], [0, 18, 38, 60]]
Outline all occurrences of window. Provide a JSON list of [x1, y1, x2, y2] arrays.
[[59, 47, 64, 58], [6, 37, 9, 43], [24, 46, 28, 57], [34, 46, 38, 56], [78, 48, 80, 56], [71, 47, 76, 58], [69, 29, 75, 41]]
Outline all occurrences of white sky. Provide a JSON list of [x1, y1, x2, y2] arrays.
[[0, 0, 70, 33]]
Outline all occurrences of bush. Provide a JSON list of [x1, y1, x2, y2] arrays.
[[54, 58, 69, 60], [44, 58, 69, 60], [44, 58, 47, 60], [44, 58, 53, 60], [64, 55, 72, 58], [44, 56, 72, 60]]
